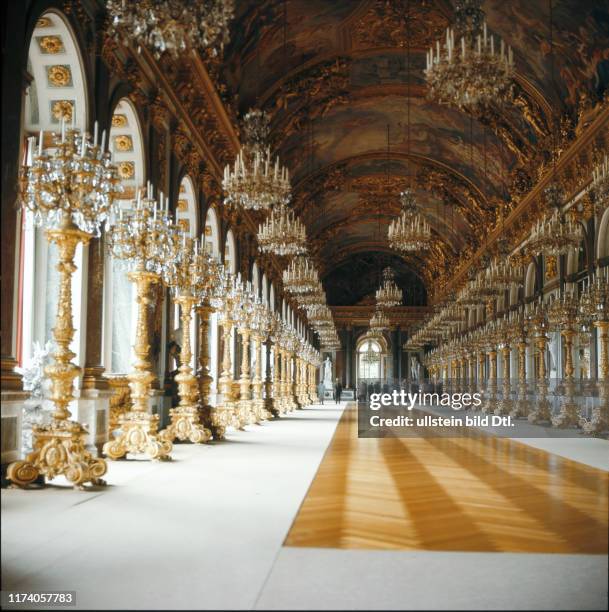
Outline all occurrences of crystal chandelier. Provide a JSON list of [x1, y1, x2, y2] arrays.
[[591, 153, 609, 211], [362, 345, 380, 364], [223, 109, 291, 211], [369, 307, 390, 334], [22, 120, 122, 235], [106, 186, 178, 278], [388, 190, 432, 253], [283, 255, 319, 295], [257, 203, 307, 257], [375, 267, 402, 309], [425, 0, 513, 112], [526, 185, 582, 257], [106, 0, 235, 59]]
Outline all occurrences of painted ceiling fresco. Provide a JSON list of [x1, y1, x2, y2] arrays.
[[222, 0, 609, 305]]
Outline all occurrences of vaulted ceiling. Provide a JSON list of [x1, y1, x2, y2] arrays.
[[221, 0, 609, 305]]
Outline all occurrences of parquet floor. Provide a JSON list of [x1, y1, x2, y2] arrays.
[[285, 405, 609, 553]]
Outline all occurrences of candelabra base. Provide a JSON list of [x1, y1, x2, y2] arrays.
[[201, 405, 231, 440], [481, 388, 497, 414], [165, 406, 212, 444], [494, 396, 514, 416], [510, 396, 531, 419], [579, 407, 609, 437], [263, 397, 279, 418], [7, 419, 107, 489], [527, 399, 553, 425], [234, 399, 253, 428], [102, 411, 172, 460], [251, 398, 267, 423], [551, 399, 581, 429]]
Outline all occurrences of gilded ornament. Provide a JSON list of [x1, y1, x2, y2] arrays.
[[111, 113, 128, 127], [36, 16, 53, 28], [37, 35, 65, 54], [116, 161, 135, 179], [113, 134, 133, 152], [51, 100, 74, 122], [47, 64, 72, 87]]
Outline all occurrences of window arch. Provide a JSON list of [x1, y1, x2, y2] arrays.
[[597, 206, 609, 260], [261, 273, 269, 306], [204, 205, 220, 259], [357, 336, 386, 383], [177, 175, 198, 237], [102, 98, 146, 374], [204, 206, 221, 403], [17, 10, 89, 370], [252, 262, 260, 299], [109, 98, 145, 203], [525, 261, 536, 298], [224, 229, 237, 274]]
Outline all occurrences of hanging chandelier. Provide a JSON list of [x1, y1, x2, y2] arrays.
[[424, 0, 514, 112], [591, 153, 609, 211], [106, 0, 234, 59], [375, 267, 402, 309], [362, 345, 380, 364], [257, 203, 307, 257], [526, 184, 582, 257], [283, 255, 319, 295], [388, 190, 432, 253], [223, 109, 291, 211], [369, 307, 390, 334]]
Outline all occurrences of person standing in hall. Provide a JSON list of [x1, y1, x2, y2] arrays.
[[317, 380, 326, 405], [334, 378, 343, 404]]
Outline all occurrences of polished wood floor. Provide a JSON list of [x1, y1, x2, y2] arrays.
[[285, 405, 609, 553]]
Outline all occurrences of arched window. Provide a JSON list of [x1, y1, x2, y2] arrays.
[[357, 338, 383, 382], [252, 262, 260, 299], [177, 175, 198, 237], [204, 205, 220, 259], [17, 10, 89, 369], [597, 206, 609, 260], [102, 98, 145, 374], [205, 206, 221, 403], [261, 273, 269, 306], [224, 229, 237, 274]]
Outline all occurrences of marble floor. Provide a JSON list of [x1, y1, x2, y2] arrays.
[[2, 403, 607, 610]]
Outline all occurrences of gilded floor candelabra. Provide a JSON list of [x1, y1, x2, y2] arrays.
[[211, 271, 241, 435], [508, 311, 531, 419], [580, 272, 609, 435], [250, 302, 270, 422], [494, 319, 514, 417], [548, 292, 580, 428], [263, 314, 280, 418], [103, 189, 173, 460], [197, 299, 220, 437], [527, 303, 553, 425], [481, 324, 499, 414], [9, 124, 119, 488], [163, 238, 213, 444]]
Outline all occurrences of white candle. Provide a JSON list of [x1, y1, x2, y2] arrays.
[[483, 21, 487, 46], [160, 192, 164, 210], [39, 130, 44, 155], [461, 37, 465, 59], [93, 121, 98, 147], [100, 129, 107, 154], [25, 137, 34, 166]]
